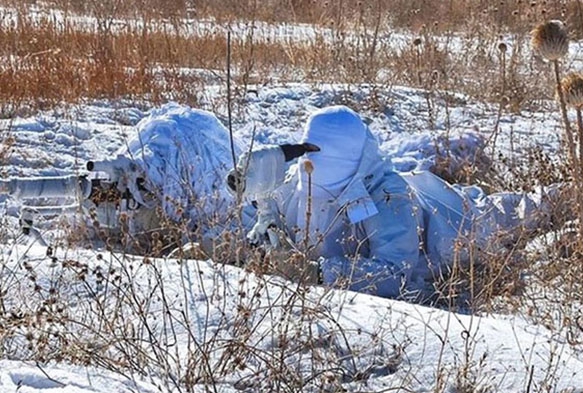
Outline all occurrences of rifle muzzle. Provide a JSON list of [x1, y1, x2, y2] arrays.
[[0, 176, 92, 200]]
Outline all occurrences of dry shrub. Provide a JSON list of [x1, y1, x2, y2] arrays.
[[425, 141, 575, 313], [0, 131, 14, 170], [497, 147, 569, 192], [518, 219, 583, 347], [4, 0, 579, 30], [0, 11, 218, 108], [0, 0, 571, 111], [0, 7, 349, 109], [0, 208, 406, 392], [429, 185, 574, 315]]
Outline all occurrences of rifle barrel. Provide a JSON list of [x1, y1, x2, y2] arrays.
[[0, 175, 92, 200]]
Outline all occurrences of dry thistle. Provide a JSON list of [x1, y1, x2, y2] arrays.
[[303, 159, 314, 175], [533, 19, 577, 188], [561, 72, 583, 108], [531, 20, 569, 61]]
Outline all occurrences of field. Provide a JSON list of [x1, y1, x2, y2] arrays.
[[2, 1, 583, 392]]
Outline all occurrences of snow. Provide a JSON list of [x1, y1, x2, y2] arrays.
[[1, 70, 582, 393], [0, 360, 159, 392], [1, 242, 583, 392]]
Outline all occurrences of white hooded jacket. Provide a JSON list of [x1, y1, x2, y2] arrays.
[[241, 106, 554, 298]]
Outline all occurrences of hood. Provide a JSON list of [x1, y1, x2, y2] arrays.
[[301, 105, 368, 162], [299, 106, 369, 197], [298, 105, 389, 224]]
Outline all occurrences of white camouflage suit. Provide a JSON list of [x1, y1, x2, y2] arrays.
[[238, 105, 555, 298]]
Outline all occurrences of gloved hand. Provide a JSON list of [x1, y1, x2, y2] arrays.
[[280, 142, 320, 162], [226, 143, 320, 198], [226, 145, 286, 198]]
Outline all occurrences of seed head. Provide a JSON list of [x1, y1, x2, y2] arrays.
[[560, 72, 583, 108], [303, 159, 314, 175], [531, 20, 569, 61], [498, 42, 508, 53]]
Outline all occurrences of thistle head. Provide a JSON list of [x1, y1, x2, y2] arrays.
[[531, 20, 569, 61], [303, 159, 314, 175], [561, 72, 583, 108]]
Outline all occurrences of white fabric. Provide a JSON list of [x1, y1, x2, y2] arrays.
[[245, 105, 555, 299], [122, 103, 238, 223], [295, 106, 374, 246], [335, 177, 379, 224], [300, 105, 367, 196], [237, 145, 287, 199], [126, 104, 557, 299]]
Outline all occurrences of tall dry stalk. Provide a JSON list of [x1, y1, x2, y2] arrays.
[[226, 30, 237, 191], [531, 21, 583, 238], [531, 21, 576, 166], [562, 73, 583, 174], [303, 159, 314, 251], [489, 41, 509, 160], [499, 41, 508, 95], [561, 72, 583, 240], [553, 62, 578, 166]]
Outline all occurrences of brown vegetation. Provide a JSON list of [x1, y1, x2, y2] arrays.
[[0, 0, 580, 114], [2, 1, 583, 391]]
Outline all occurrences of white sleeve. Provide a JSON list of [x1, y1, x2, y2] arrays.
[[238, 145, 287, 199]]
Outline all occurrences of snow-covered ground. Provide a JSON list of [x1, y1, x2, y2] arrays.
[[0, 84, 565, 178], [0, 4, 392, 45], [1, 83, 582, 392], [2, 247, 583, 392]]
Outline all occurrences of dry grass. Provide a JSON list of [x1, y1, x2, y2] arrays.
[[0, 0, 580, 113], [22, 0, 583, 33], [0, 0, 580, 315], [2, 1, 583, 391]]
